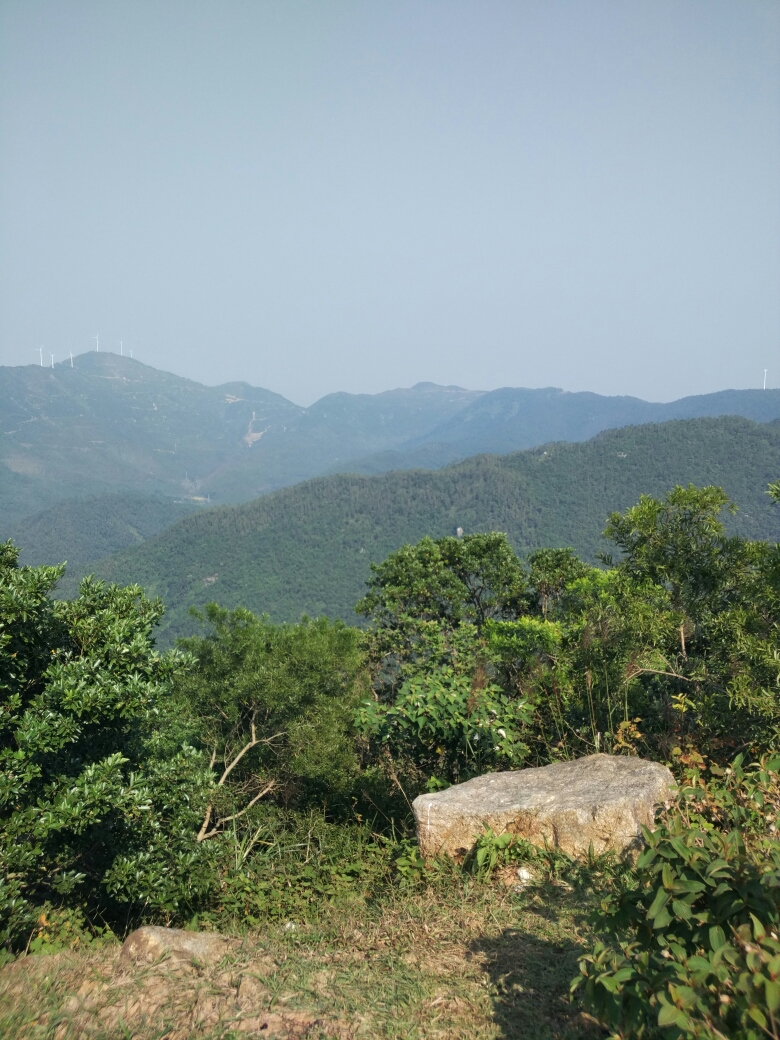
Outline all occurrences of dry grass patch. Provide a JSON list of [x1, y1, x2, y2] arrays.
[[0, 882, 603, 1039]]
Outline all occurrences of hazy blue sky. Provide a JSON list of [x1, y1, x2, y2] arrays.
[[1, 1, 778, 405]]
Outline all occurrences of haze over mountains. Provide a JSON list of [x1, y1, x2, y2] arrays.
[[4, 352, 780, 533]]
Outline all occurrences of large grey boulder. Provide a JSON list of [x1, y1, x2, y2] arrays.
[[119, 926, 229, 969], [413, 753, 676, 860]]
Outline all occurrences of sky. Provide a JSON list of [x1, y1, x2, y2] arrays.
[[0, 1, 778, 406]]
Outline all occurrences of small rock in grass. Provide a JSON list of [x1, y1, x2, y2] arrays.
[[119, 926, 228, 970]]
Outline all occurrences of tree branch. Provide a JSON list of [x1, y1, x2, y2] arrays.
[[627, 667, 692, 683], [196, 724, 285, 842], [196, 780, 276, 842]]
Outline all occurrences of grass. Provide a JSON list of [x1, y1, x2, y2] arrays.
[[0, 877, 602, 1039]]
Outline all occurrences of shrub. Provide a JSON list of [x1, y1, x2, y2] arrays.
[[573, 755, 780, 1038], [0, 544, 215, 949], [357, 665, 532, 783], [175, 606, 368, 825]]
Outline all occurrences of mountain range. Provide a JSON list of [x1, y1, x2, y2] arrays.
[[4, 352, 780, 531]]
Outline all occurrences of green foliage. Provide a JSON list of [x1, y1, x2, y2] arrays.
[[574, 756, 780, 1038], [528, 547, 589, 617], [356, 533, 533, 783], [356, 481, 780, 796], [0, 542, 215, 949], [357, 532, 528, 632], [358, 666, 532, 782], [206, 812, 394, 926], [175, 606, 367, 821]]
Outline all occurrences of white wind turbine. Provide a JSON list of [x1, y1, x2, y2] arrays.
[[93, 334, 99, 352], [38, 346, 43, 367], [69, 352, 74, 368], [50, 353, 55, 369]]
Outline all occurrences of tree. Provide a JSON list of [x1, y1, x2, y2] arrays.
[[527, 547, 589, 618], [0, 543, 213, 949], [175, 606, 367, 828], [357, 533, 528, 633]]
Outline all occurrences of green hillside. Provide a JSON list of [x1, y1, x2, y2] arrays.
[[0, 354, 478, 523], [7, 493, 198, 571], [6, 353, 780, 531], [347, 385, 780, 472], [71, 416, 780, 643]]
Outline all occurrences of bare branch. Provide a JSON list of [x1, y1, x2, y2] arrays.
[[197, 725, 285, 843], [217, 726, 285, 787], [628, 667, 692, 683], [218, 722, 258, 787], [196, 804, 213, 843], [196, 780, 276, 842]]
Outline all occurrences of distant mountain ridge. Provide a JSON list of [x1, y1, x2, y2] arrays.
[[345, 387, 780, 473], [67, 416, 780, 644], [3, 352, 780, 529], [0, 353, 478, 524]]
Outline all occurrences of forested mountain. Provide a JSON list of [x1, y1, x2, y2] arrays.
[[0, 354, 477, 523], [7, 494, 197, 571], [64, 416, 780, 643], [345, 386, 780, 473], [4, 353, 780, 529]]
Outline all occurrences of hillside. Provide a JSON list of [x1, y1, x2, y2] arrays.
[[0, 354, 478, 524], [5, 353, 780, 529], [70, 416, 780, 643], [347, 386, 780, 472], [7, 494, 198, 571]]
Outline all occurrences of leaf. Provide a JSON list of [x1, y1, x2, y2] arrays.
[[766, 979, 780, 1013], [709, 926, 727, 951], [657, 1003, 691, 1030], [672, 899, 692, 922], [749, 1005, 768, 1029], [647, 886, 670, 920]]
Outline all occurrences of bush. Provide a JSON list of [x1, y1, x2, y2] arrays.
[[0, 543, 216, 949], [175, 606, 368, 822], [357, 665, 532, 784], [574, 755, 780, 1038]]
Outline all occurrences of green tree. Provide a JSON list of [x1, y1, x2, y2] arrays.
[[357, 532, 527, 633], [527, 547, 589, 618], [175, 606, 368, 831], [0, 543, 213, 949]]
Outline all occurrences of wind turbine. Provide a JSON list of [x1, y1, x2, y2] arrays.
[[120, 340, 123, 356], [50, 354, 54, 369], [38, 346, 43, 367], [93, 334, 99, 352], [764, 370, 768, 390], [69, 351, 74, 368]]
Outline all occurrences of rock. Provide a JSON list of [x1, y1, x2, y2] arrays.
[[413, 753, 676, 860], [119, 926, 228, 970]]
